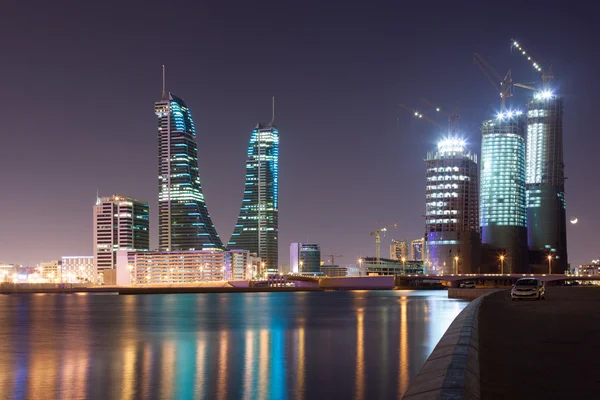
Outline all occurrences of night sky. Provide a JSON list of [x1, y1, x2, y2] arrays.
[[0, 1, 597, 268]]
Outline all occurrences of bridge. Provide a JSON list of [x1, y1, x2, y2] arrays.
[[395, 273, 600, 287]]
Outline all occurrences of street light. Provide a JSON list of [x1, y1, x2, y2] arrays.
[[547, 254, 553, 274], [358, 258, 363, 276], [299, 260, 304, 273], [499, 255, 505, 275], [454, 256, 459, 275]]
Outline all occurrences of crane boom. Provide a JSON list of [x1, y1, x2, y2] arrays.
[[420, 98, 461, 134], [325, 254, 343, 266], [511, 39, 553, 89], [473, 53, 512, 110], [398, 104, 442, 128]]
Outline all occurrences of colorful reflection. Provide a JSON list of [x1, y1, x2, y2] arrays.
[[0, 291, 466, 399]]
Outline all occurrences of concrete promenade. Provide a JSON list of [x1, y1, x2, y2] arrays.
[[479, 287, 600, 399]]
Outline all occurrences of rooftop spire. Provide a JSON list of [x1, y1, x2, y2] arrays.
[[161, 65, 168, 100], [269, 96, 275, 127]]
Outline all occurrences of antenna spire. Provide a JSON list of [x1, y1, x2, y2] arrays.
[[270, 96, 275, 127], [161, 65, 168, 100]]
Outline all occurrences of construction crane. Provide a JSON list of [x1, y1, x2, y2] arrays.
[[397, 104, 443, 128], [511, 39, 553, 89], [420, 98, 461, 134], [473, 53, 512, 110], [325, 254, 343, 266], [370, 223, 399, 264]]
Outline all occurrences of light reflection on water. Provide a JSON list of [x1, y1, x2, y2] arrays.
[[0, 290, 466, 399]]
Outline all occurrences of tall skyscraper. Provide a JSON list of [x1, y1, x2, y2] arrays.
[[525, 91, 567, 272], [480, 112, 528, 273], [228, 112, 279, 271], [94, 195, 150, 275], [390, 239, 408, 260], [424, 138, 480, 274], [155, 67, 223, 251]]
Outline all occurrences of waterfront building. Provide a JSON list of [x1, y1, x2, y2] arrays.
[[117, 250, 228, 284], [390, 239, 408, 261], [290, 242, 321, 274], [0, 264, 19, 283], [526, 91, 567, 273], [226, 249, 261, 280], [39, 260, 61, 282], [320, 265, 348, 277], [480, 112, 528, 273], [94, 195, 150, 279], [410, 238, 424, 261], [155, 68, 223, 251], [424, 138, 480, 274], [61, 256, 95, 283], [228, 118, 279, 271], [575, 260, 600, 275], [364, 257, 425, 275]]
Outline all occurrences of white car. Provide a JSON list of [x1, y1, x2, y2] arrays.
[[460, 281, 476, 289], [511, 278, 546, 300]]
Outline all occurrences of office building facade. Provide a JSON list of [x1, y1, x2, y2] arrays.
[[228, 122, 279, 271], [94, 195, 150, 276], [410, 238, 424, 261], [526, 92, 568, 272], [424, 138, 480, 274], [290, 243, 321, 274], [155, 76, 223, 251], [61, 256, 95, 283], [480, 113, 528, 273]]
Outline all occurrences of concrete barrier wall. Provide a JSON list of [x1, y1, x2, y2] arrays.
[[402, 292, 494, 399], [318, 276, 395, 289], [448, 288, 501, 300]]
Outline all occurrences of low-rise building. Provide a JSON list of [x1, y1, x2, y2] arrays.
[[364, 257, 425, 276], [61, 256, 95, 283], [39, 260, 62, 282]]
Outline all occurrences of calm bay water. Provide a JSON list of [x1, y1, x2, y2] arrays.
[[0, 290, 466, 399]]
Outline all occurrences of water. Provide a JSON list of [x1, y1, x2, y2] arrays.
[[0, 290, 466, 399]]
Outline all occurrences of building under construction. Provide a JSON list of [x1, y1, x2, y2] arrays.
[[424, 138, 480, 274], [525, 92, 567, 272], [480, 113, 528, 273]]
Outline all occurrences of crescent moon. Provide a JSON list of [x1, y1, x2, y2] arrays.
[[570, 218, 578, 224]]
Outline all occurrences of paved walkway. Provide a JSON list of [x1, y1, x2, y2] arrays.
[[479, 287, 600, 399]]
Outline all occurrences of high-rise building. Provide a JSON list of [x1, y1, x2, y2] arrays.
[[228, 120, 279, 271], [525, 91, 567, 272], [480, 112, 528, 273], [155, 68, 223, 251], [290, 243, 321, 274], [94, 195, 150, 276], [226, 249, 261, 280], [390, 239, 408, 260], [410, 238, 424, 261], [424, 138, 480, 274]]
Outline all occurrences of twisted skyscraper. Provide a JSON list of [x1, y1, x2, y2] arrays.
[[155, 67, 223, 251], [228, 102, 279, 272]]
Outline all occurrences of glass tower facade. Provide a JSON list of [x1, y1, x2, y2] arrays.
[[526, 92, 567, 272], [228, 123, 279, 271], [424, 138, 480, 274], [155, 91, 223, 251], [480, 113, 528, 273]]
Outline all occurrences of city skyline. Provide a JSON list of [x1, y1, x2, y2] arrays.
[[0, 1, 597, 268]]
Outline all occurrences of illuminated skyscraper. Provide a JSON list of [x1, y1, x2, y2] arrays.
[[155, 68, 223, 251], [526, 91, 567, 272], [410, 238, 424, 261], [228, 119, 279, 271], [424, 138, 480, 274], [390, 239, 408, 261], [480, 112, 528, 273], [93, 195, 150, 275], [290, 243, 321, 274]]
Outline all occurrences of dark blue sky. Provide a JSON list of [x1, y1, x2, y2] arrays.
[[0, 0, 597, 268]]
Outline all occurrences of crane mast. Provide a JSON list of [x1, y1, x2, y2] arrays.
[[370, 223, 399, 264]]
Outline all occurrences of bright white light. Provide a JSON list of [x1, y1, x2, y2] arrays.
[[534, 90, 554, 100], [513, 41, 519, 47], [436, 107, 440, 112], [496, 112, 505, 120], [516, 110, 523, 116], [507, 111, 514, 117], [414, 112, 418, 116], [437, 137, 466, 153]]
